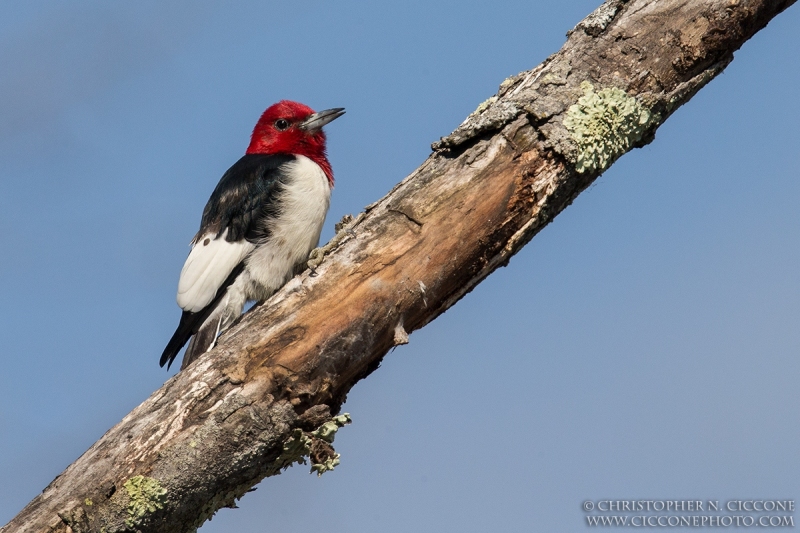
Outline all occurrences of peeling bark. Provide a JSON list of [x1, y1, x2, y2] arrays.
[[3, 0, 794, 531]]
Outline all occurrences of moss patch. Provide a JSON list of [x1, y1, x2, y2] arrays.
[[124, 475, 167, 528], [563, 81, 659, 173]]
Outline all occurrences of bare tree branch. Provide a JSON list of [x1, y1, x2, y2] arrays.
[[4, 0, 794, 531]]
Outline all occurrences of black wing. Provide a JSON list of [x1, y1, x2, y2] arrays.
[[196, 153, 295, 244]]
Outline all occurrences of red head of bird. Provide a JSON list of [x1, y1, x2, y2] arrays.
[[246, 100, 344, 185]]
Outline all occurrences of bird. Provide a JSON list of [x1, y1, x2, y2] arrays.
[[160, 100, 345, 370]]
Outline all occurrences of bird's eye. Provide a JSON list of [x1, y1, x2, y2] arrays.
[[274, 119, 290, 131]]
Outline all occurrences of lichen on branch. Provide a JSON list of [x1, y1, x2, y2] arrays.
[[275, 414, 352, 477], [123, 476, 168, 528], [563, 81, 660, 173]]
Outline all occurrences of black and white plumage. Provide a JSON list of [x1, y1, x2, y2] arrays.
[[160, 101, 344, 370]]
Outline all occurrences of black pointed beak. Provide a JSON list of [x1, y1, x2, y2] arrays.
[[300, 108, 345, 132]]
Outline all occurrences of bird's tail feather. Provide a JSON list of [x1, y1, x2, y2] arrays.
[[180, 308, 223, 370], [160, 263, 245, 370], [160, 309, 208, 369]]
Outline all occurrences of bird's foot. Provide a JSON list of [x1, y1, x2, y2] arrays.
[[307, 212, 364, 273]]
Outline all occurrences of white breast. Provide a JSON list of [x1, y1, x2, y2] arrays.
[[244, 155, 332, 297]]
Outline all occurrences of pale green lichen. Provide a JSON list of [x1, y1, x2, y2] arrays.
[[541, 73, 567, 86], [124, 475, 168, 528], [274, 414, 352, 476], [277, 429, 312, 468], [311, 455, 341, 476], [312, 413, 352, 443], [472, 96, 498, 117], [563, 81, 659, 173], [499, 76, 518, 94], [84, 498, 93, 506], [309, 413, 351, 477]]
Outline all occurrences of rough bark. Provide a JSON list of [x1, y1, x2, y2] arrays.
[[4, 0, 794, 531]]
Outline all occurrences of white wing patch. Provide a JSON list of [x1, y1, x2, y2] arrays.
[[176, 229, 254, 312]]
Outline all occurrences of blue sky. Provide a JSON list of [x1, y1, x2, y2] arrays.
[[1, 1, 798, 531]]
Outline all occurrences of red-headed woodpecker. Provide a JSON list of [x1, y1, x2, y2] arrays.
[[160, 101, 345, 370]]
